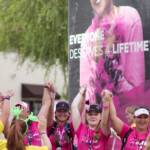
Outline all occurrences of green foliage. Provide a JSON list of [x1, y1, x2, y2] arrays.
[[0, 0, 68, 97], [0, 0, 68, 80]]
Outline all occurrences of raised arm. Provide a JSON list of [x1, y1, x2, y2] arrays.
[[38, 116, 52, 150], [38, 81, 54, 126], [78, 87, 86, 116], [71, 84, 87, 131], [47, 89, 55, 127], [45, 81, 55, 127], [0, 90, 15, 126], [101, 90, 111, 136], [109, 93, 123, 134]]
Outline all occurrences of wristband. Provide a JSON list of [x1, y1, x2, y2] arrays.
[[2, 96, 10, 101], [103, 105, 110, 109], [41, 131, 47, 135], [44, 86, 55, 99], [44, 86, 49, 88]]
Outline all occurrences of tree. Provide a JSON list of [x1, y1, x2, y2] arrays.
[[0, 0, 68, 97]]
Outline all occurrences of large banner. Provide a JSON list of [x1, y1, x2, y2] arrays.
[[69, 0, 150, 149]]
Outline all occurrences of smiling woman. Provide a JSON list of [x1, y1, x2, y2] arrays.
[[71, 85, 111, 150], [106, 91, 150, 150], [46, 100, 74, 150], [80, 0, 145, 107], [134, 106, 150, 133], [45, 83, 78, 150]]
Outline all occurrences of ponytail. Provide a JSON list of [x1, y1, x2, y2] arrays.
[[93, 120, 101, 141], [7, 120, 26, 150], [53, 122, 60, 147]]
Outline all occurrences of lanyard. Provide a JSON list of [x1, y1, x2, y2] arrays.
[[27, 126, 32, 145], [134, 129, 148, 150], [56, 127, 66, 147], [87, 127, 93, 150]]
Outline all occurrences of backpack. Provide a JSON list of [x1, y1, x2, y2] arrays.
[[47, 122, 76, 150], [121, 128, 133, 150]]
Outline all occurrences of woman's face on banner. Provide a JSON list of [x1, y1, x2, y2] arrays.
[[90, 0, 112, 17]]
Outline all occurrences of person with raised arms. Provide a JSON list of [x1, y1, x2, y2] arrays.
[[103, 89, 150, 150], [71, 84, 110, 150]]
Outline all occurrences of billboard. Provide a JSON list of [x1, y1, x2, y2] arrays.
[[69, 0, 150, 149]]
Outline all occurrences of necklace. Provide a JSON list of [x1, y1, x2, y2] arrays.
[[26, 126, 33, 145], [87, 127, 93, 150], [134, 129, 148, 150], [56, 126, 66, 147]]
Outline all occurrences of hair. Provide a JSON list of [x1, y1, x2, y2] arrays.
[[135, 106, 149, 112], [54, 108, 71, 147], [93, 120, 101, 141], [125, 106, 137, 115], [85, 103, 101, 141], [53, 119, 71, 147], [12, 116, 32, 126], [7, 120, 27, 150], [146, 134, 150, 150]]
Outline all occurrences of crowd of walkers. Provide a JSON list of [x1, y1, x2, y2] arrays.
[[0, 81, 150, 150]]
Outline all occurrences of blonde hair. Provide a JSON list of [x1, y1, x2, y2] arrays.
[[125, 106, 137, 115]]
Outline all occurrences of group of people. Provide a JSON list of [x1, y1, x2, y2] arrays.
[[0, 0, 147, 149], [0, 81, 150, 150]]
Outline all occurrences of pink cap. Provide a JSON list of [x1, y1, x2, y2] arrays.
[[15, 102, 29, 111]]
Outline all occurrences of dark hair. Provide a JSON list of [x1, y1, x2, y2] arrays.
[[7, 120, 26, 150], [135, 106, 149, 111], [11, 116, 33, 126], [53, 120, 71, 147]]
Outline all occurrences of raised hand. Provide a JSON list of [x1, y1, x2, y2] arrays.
[[101, 89, 113, 104], [45, 81, 55, 93], [80, 83, 87, 97], [3, 90, 15, 98]]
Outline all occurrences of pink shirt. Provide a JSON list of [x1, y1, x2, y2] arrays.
[[80, 6, 145, 106], [119, 123, 149, 150], [47, 121, 75, 150], [24, 121, 42, 146], [76, 122, 110, 150]]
